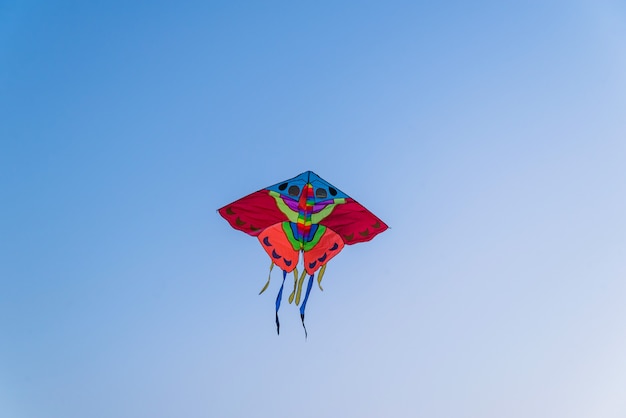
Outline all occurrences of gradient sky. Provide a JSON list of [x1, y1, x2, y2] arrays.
[[2, 1, 626, 417]]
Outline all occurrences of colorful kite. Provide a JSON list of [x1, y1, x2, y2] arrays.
[[218, 171, 388, 336]]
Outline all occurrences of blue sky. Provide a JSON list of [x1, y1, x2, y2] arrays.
[[1, 1, 626, 417]]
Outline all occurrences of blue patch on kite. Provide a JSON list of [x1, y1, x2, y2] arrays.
[[265, 171, 350, 202]]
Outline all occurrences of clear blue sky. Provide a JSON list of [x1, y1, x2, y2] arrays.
[[1, 1, 625, 417]]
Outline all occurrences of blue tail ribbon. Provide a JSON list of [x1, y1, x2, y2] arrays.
[[275, 270, 287, 335], [299, 274, 315, 338]]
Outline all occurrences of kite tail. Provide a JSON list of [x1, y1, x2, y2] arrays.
[[259, 262, 274, 295], [300, 274, 315, 339], [288, 268, 298, 304], [295, 269, 307, 305], [317, 264, 327, 291], [275, 270, 287, 335]]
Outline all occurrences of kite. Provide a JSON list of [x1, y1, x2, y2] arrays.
[[218, 171, 388, 336]]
